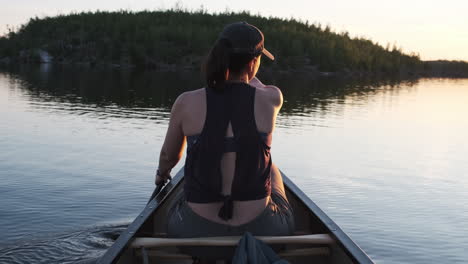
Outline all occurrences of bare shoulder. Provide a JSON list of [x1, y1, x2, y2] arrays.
[[182, 87, 206, 97], [172, 88, 206, 111], [256, 85, 283, 107]]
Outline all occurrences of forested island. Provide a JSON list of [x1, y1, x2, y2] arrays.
[[1, 9, 467, 77]]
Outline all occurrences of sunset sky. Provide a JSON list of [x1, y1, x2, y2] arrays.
[[1, 0, 467, 61]]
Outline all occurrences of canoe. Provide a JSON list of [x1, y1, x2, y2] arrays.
[[98, 168, 374, 264]]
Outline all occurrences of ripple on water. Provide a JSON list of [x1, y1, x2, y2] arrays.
[[0, 224, 127, 264]]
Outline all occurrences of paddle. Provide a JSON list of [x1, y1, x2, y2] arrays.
[[147, 178, 170, 204]]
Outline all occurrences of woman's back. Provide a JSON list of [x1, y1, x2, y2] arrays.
[[177, 80, 282, 225]]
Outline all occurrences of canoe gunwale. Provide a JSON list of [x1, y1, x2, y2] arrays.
[[98, 168, 374, 264]]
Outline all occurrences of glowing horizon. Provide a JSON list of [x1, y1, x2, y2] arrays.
[[1, 0, 467, 61]]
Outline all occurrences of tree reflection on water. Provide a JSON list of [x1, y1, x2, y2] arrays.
[[1, 65, 419, 118]]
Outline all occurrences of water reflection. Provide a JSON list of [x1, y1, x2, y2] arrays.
[[272, 73, 419, 115], [2, 65, 468, 264], [2, 65, 419, 118], [2, 65, 201, 109]]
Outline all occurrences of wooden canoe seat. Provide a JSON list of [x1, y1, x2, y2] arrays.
[[133, 234, 334, 262], [135, 247, 330, 259], [130, 234, 334, 248]]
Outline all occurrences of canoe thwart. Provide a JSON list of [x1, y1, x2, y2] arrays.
[[278, 247, 330, 257], [130, 234, 335, 248], [136, 250, 193, 260], [135, 247, 330, 259]]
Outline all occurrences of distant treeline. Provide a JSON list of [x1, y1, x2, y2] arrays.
[[422, 60, 468, 78], [0, 9, 467, 76]]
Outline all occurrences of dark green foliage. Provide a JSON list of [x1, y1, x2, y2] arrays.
[[423, 60, 468, 77], [0, 10, 427, 72]]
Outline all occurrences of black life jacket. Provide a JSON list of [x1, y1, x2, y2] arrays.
[[184, 82, 272, 220]]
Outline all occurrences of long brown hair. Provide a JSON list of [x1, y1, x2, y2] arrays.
[[203, 38, 257, 91]]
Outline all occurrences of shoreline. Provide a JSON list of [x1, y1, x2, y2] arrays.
[[2, 58, 467, 79]]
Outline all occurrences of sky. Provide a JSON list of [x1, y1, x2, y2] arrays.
[[0, 0, 467, 61]]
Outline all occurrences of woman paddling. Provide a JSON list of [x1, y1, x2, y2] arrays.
[[156, 22, 294, 238]]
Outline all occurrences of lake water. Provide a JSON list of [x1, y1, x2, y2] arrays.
[[0, 65, 467, 263]]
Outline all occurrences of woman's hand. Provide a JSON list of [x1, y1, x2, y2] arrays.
[[155, 169, 171, 185]]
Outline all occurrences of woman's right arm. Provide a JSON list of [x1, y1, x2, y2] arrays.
[[156, 94, 187, 185]]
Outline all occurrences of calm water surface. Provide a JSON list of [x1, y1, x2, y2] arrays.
[[0, 66, 467, 263]]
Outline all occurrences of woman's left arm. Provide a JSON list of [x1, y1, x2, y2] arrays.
[[156, 94, 187, 184]]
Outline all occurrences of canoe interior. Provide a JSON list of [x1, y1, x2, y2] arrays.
[[111, 172, 368, 264]]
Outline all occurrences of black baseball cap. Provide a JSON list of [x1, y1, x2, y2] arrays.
[[219, 22, 275, 60]]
